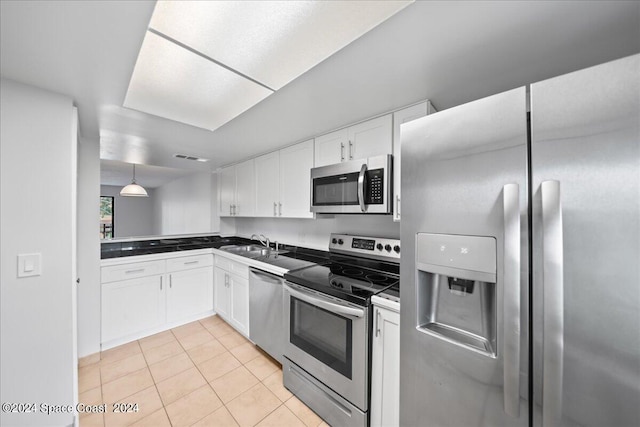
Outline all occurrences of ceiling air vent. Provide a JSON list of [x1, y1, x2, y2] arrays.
[[174, 154, 209, 162]]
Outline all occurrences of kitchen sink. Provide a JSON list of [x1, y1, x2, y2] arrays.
[[221, 244, 265, 253], [220, 245, 288, 258]]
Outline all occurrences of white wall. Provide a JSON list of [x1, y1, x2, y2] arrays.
[[78, 137, 101, 357], [153, 172, 217, 235], [1, 78, 76, 426], [101, 185, 155, 238], [234, 216, 399, 251]]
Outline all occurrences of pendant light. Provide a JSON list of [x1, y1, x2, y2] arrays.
[[120, 164, 148, 197]]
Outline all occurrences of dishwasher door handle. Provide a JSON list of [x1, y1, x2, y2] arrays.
[[249, 269, 283, 285]]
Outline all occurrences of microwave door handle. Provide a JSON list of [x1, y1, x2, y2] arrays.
[[285, 284, 364, 318], [358, 163, 367, 212]]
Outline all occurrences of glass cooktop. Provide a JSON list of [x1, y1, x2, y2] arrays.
[[284, 261, 398, 306]]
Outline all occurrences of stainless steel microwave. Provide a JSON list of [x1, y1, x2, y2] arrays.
[[310, 154, 392, 214]]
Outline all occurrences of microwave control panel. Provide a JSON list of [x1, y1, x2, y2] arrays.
[[366, 169, 384, 204]]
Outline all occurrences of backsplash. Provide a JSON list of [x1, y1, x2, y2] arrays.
[[232, 215, 399, 251]]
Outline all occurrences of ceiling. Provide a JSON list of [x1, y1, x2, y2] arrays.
[[1, 1, 639, 187]]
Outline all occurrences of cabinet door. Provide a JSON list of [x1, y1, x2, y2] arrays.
[[254, 151, 280, 217], [218, 165, 236, 216], [102, 275, 166, 343], [214, 267, 230, 320], [314, 128, 348, 167], [167, 267, 214, 323], [234, 159, 256, 216], [349, 114, 392, 161], [280, 139, 314, 218], [392, 102, 432, 221], [370, 305, 400, 427], [229, 274, 250, 336]]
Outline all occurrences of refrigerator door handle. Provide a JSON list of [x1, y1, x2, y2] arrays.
[[541, 180, 564, 427], [503, 183, 521, 418]]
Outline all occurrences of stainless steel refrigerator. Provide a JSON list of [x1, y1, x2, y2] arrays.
[[399, 54, 639, 427]]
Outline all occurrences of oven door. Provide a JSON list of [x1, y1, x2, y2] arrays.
[[283, 282, 369, 411]]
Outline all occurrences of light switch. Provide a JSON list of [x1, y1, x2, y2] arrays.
[[18, 253, 41, 278]]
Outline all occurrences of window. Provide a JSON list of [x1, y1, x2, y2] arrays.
[[100, 196, 114, 239]]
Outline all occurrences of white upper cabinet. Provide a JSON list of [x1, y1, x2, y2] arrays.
[[280, 139, 314, 218], [255, 139, 314, 218], [392, 101, 436, 221], [349, 114, 392, 161], [314, 114, 392, 167], [314, 128, 348, 166], [234, 159, 256, 217], [255, 151, 280, 217], [219, 159, 256, 217], [218, 165, 236, 216]]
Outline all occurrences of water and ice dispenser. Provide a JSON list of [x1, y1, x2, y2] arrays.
[[416, 233, 497, 357]]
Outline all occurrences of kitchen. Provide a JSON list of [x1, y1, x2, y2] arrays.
[[1, 1, 639, 427]]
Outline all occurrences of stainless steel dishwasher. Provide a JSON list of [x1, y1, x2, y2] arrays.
[[249, 267, 285, 363]]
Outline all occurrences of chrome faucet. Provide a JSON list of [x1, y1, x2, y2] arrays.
[[251, 234, 270, 248]]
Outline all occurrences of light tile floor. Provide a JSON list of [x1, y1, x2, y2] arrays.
[[78, 315, 329, 427]]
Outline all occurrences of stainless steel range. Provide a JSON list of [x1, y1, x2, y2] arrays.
[[282, 233, 400, 427]]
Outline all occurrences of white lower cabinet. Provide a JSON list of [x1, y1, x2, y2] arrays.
[[101, 252, 214, 349], [214, 254, 250, 337], [370, 298, 400, 427], [102, 275, 166, 344], [167, 267, 214, 323], [214, 267, 231, 319], [229, 274, 249, 335]]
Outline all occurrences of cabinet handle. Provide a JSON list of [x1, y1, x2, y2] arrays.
[[278, 202, 282, 216], [184, 260, 199, 265], [274, 202, 277, 216], [229, 205, 232, 216], [348, 140, 353, 159], [396, 194, 401, 218], [160, 276, 163, 290], [234, 204, 238, 215], [375, 309, 381, 337], [169, 274, 172, 288], [125, 268, 144, 274], [340, 142, 345, 161], [225, 273, 229, 287]]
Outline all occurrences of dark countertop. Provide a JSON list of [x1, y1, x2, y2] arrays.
[[101, 235, 330, 265], [100, 235, 253, 259]]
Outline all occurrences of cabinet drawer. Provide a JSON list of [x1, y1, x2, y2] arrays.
[[167, 254, 213, 273], [215, 255, 249, 279], [101, 260, 165, 283]]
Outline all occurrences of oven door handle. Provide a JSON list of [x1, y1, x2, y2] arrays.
[[285, 284, 365, 318], [358, 163, 367, 212]]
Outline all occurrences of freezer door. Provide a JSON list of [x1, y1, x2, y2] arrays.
[[531, 54, 640, 427], [400, 87, 529, 426]]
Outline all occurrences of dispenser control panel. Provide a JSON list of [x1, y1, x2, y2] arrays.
[[416, 233, 496, 281]]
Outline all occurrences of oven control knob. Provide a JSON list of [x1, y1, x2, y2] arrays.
[[376, 243, 383, 251], [332, 238, 337, 244], [384, 244, 392, 252], [393, 245, 400, 253], [338, 239, 344, 245]]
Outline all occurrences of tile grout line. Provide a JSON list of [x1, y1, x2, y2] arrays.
[[82, 316, 322, 427], [187, 318, 248, 427], [136, 337, 174, 427], [171, 321, 237, 426]]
